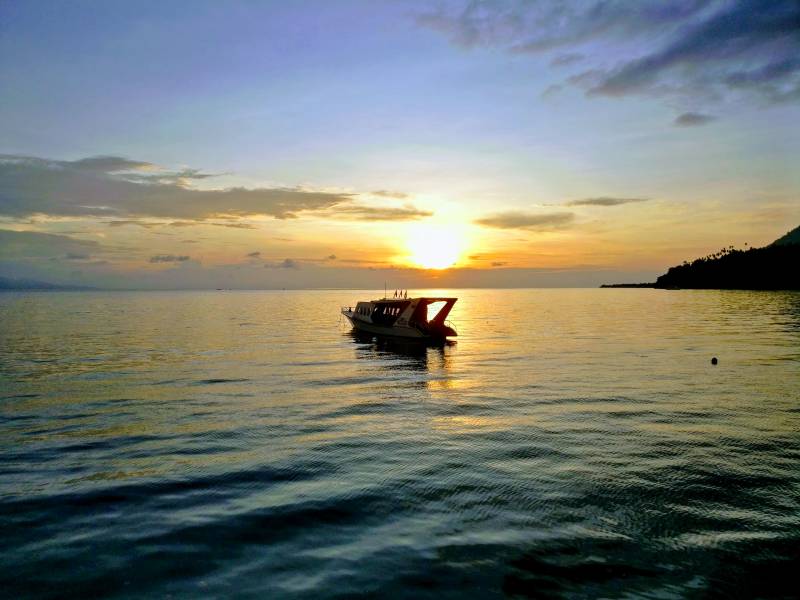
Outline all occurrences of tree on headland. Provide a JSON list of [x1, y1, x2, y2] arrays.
[[601, 225, 800, 290], [653, 225, 800, 290]]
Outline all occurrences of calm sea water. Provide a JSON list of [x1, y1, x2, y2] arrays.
[[1, 289, 799, 599]]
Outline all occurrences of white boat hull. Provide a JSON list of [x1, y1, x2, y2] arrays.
[[344, 314, 429, 339]]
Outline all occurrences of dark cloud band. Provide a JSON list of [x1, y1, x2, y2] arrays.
[[149, 254, 190, 263], [674, 112, 717, 127], [0, 155, 351, 220], [475, 211, 574, 231], [566, 197, 649, 207], [417, 1, 800, 114]]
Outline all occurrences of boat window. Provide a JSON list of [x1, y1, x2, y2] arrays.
[[427, 301, 447, 322]]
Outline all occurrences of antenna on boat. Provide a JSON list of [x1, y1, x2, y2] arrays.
[[384, 281, 387, 299]]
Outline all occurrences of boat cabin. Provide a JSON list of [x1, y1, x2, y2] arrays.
[[344, 296, 457, 339], [352, 297, 455, 328]]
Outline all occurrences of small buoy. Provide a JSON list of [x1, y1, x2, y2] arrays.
[[711, 357, 718, 365]]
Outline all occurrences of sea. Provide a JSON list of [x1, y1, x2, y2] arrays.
[[1, 289, 799, 599]]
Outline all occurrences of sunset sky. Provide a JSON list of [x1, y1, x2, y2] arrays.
[[1, 0, 798, 288]]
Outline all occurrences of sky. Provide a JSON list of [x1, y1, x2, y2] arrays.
[[1, 0, 798, 289]]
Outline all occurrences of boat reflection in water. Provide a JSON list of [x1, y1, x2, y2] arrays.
[[345, 329, 455, 373]]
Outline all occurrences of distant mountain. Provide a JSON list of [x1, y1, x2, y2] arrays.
[[0, 276, 93, 291], [772, 225, 800, 247]]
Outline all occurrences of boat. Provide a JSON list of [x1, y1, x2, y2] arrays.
[[341, 296, 458, 340]]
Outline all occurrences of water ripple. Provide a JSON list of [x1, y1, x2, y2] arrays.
[[1, 289, 798, 598]]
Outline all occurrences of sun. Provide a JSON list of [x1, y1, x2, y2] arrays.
[[405, 223, 466, 269]]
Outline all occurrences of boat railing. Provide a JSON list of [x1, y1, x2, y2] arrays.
[[445, 319, 458, 335]]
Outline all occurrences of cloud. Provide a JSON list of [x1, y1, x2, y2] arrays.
[[327, 254, 337, 260], [475, 211, 574, 231], [566, 197, 649, 207], [246, 251, 261, 258], [211, 222, 256, 229], [165, 220, 257, 229], [108, 220, 162, 229], [416, 1, 800, 111], [70, 156, 155, 172], [416, 2, 712, 52], [551, 53, 584, 67], [335, 258, 385, 265], [110, 218, 257, 229], [64, 252, 90, 260], [586, 2, 800, 102], [0, 229, 101, 258], [540, 83, 563, 99], [322, 203, 433, 221], [122, 168, 218, 187], [370, 190, 409, 199], [491, 261, 508, 267], [674, 112, 717, 127], [264, 258, 299, 269], [0, 154, 352, 220], [724, 57, 800, 102], [167, 221, 197, 228], [36, 154, 217, 187], [149, 254, 190, 263]]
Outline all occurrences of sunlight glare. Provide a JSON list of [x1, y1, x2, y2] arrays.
[[405, 223, 466, 269]]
